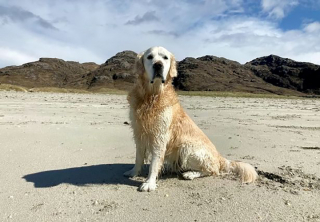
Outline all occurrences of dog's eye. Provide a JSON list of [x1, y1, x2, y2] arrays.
[[163, 56, 168, 60], [147, 55, 153, 60]]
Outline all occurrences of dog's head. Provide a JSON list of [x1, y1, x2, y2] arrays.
[[135, 46, 177, 84]]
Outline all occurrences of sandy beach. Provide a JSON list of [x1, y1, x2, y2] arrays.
[[1, 91, 320, 222]]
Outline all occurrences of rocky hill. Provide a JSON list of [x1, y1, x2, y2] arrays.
[[173, 56, 302, 95], [0, 52, 319, 96], [246, 55, 320, 94], [0, 58, 99, 89], [84, 51, 137, 90]]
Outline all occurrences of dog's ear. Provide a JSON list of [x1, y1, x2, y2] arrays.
[[169, 54, 177, 78], [134, 52, 145, 75]]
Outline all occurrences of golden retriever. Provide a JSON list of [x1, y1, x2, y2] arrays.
[[124, 46, 257, 191]]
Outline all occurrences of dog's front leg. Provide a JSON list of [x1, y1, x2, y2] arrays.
[[124, 142, 145, 177], [138, 107, 172, 192], [139, 146, 166, 192]]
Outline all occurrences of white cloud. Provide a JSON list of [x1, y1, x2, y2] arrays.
[[125, 11, 159, 25], [202, 17, 320, 64], [294, 52, 320, 64], [0, 47, 37, 67], [261, 0, 299, 19], [0, 0, 319, 68], [304, 21, 320, 32]]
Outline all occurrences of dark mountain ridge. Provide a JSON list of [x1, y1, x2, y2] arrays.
[[0, 58, 99, 89], [1, 52, 319, 96], [245, 55, 320, 94]]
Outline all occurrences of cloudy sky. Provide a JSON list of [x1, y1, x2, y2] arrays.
[[0, 0, 320, 68]]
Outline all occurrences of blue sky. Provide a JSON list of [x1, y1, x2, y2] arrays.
[[0, 0, 320, 68]]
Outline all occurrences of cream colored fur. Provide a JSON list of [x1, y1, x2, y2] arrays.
[[124, 46, 258, 191]]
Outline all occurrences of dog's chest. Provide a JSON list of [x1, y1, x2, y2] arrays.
[[130, 103, 173, 134]]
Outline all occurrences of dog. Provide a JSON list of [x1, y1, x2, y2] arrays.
[[124, 46, 257, 191]]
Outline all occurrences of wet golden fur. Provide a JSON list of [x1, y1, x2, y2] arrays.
[[125, 46, 257, 191]]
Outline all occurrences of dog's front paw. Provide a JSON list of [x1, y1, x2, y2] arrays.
[[138, 181, 157, 192], [123, 168, 140, 177]]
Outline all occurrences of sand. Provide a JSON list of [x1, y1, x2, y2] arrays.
[[0, 91, 320, 222]]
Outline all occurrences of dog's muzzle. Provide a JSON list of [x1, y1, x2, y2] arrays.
[[150, 62, 165, 84]]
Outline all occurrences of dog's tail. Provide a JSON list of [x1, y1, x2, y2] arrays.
[[219, 156, 258, 183]]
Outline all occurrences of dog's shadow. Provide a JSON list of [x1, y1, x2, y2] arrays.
[[22, 164, 142, 188]]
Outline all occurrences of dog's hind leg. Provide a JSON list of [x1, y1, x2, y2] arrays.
[[179, 146, 220, 179]]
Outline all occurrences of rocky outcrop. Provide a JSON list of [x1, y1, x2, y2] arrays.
[[174, 56, 303, 95], [0, 58, 99, 88], [246, 55, 320, 94], [1, 52, 319, 96], [85, 51, 137, 90]]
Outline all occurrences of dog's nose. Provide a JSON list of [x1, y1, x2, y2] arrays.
[[153, 62, 163, 70]]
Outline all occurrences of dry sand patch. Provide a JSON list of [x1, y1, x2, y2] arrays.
[[1, 91, 320, 221]]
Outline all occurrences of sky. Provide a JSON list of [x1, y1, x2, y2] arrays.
[[0, 0, 320, 68]]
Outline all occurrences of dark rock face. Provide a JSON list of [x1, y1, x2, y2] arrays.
[[0, 58, 99, 88], [0, 52, 318, 96], [84, 50, 137, 90], [246, 55, 320, 94], [300, 68, 320, 94], [174, 56, 303, 95]]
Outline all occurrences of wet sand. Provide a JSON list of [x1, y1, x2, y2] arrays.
[[1, 91, 320, 221]]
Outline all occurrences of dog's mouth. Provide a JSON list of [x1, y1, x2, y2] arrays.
[[150, 62, 165, 84], [150, 73, 165, 84]]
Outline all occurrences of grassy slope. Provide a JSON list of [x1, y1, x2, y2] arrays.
[[1, 83, 313, 99]]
